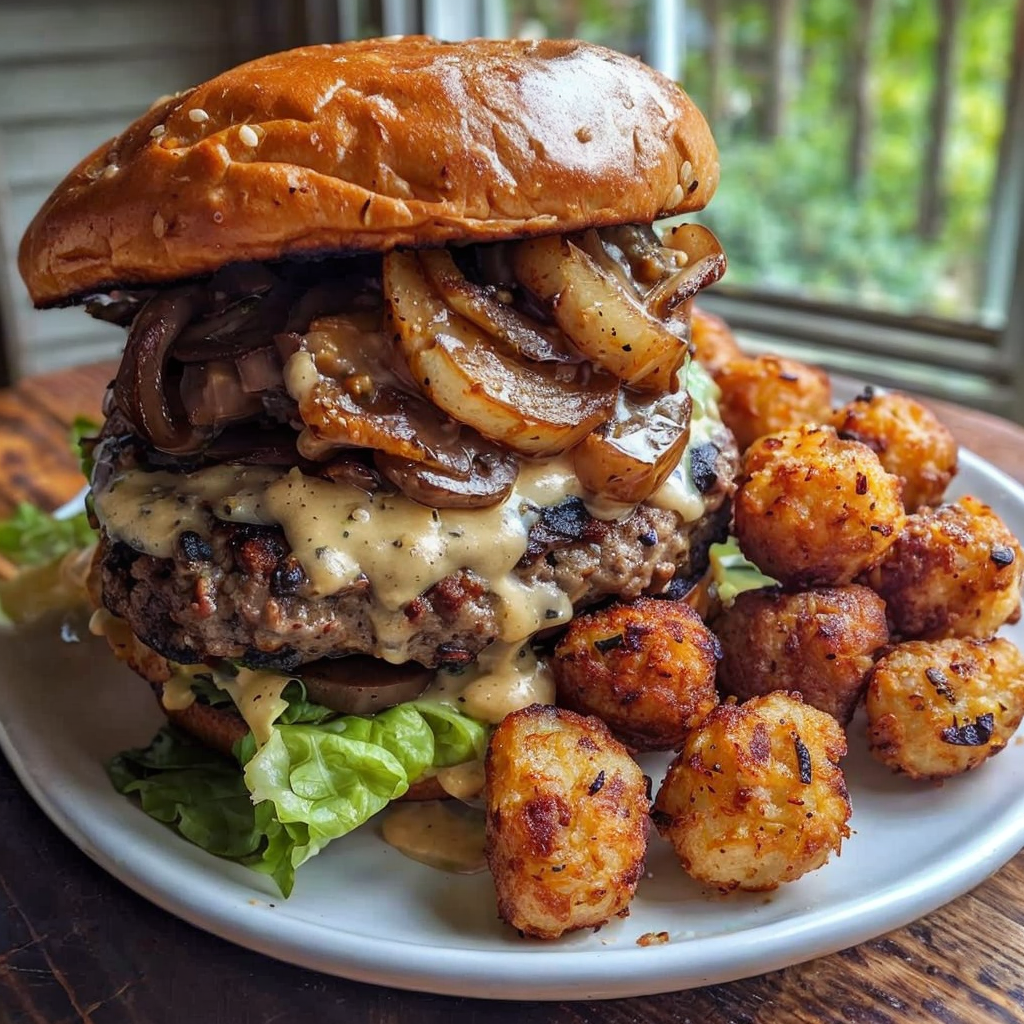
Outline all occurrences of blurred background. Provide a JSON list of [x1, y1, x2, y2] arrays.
[[0, 0, 1021, 416]]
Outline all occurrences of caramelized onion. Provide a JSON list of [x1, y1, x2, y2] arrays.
[[574, 229, 638, 294], [375, 446, 518, 508], [180, 360, 264, 427], [385, 252, 617, 458], [203, 425, 301, 464], [512, 235, 688, 394], [235, 345, 283, 393], [574, 386, 693, 504], [418, 250, 579, 364], [286, 278, 383, 334], [173, 286, 295, 362], [208, 263, 279, 298], [85, 290, 154, 326], [113, 287, 210, 454]]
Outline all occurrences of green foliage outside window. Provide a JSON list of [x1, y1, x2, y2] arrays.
[[683, 0, 1015, 324]]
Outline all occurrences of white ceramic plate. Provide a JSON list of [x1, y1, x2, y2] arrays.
[[2, 448, 1024, 1001]]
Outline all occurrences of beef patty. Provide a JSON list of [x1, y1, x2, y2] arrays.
[[97, 430, 736, 670]]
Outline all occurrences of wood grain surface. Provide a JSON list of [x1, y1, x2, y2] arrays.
[[1, 362, 1023, 1024]]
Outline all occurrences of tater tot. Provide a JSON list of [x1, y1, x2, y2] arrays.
[[689, 305, 744, 376], [652, 692, 850, 891], [829, 388, 957, 511], [735, 425, 906, 587], [863, 496, 1024, 640], [484, 704, 649, 939], [552, 597, 720, 751], [866, 637, 1024, 779], [714, 354, 833, 452], [714, 585, 889, 725]]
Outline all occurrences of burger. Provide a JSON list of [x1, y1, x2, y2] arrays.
[[18, 36, 736, 894]]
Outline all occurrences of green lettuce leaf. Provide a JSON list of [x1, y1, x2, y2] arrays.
[[108, 728, 263, 860], [709, 537, 779, 606], [276, 680, 337, 725], [411, 701, 489, 767], [0, 503, 95, 567], [108, 695, 489, 897], [243, 726, 409, 885], [70, 415, 100, 478]]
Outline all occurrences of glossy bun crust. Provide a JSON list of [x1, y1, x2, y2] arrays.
[[20, 36, 719, 306]]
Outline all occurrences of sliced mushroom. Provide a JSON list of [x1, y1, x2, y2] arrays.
[[287, 316, 475, 477], [375, 445, 518, 508], [315, 454, 382, 493], [385, 251, 617, 458], [417, 249, 579, 364], [299, 655, 432, 715], [573, 385, 693, 504], [599, 224, 684, 285], [652, 224, 727, 318], [173, 285, 296, 362], [511, 235, 688, 394]]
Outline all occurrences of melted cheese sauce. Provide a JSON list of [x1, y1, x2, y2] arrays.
[[161, 664, 293, 745], [160, 666, 202, 711], [381, 801, 487, 874], [435, 759, 486, 802], [651, 361, 725, 522], [422, 643, 555, 725], [210, 667, 292, 745]]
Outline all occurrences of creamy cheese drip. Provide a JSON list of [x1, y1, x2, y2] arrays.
[[381, 801, 487, 874], [650, 360, 725, 521], [422, 643, 556, 724], [160, 660, 297, 747]]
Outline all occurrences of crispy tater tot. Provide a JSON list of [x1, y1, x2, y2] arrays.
[[866, 637, 1024, 779], [652, 692, 850, 891], [484, 704, 649, 939], [829, 387, 958, 511], [714, 585, 889, 725], [689, 305, 744, 376], [552, 597, 720, 751], [862, 496, 1024, 640], [734, 425, 905, 587], [714, 354, 833, 452]]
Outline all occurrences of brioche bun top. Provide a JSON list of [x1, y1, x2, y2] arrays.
[[19, 36, 718, 307]]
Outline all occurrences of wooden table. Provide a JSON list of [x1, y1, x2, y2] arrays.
[[2, 361, 1024, 1024]]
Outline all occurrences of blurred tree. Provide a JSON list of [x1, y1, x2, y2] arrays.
[[766, 0, 801, 138], [918, 0, 962, 239], [848, 0, 880, 195], [684, 0, 1015, 321], [704, 0, 735, 130]]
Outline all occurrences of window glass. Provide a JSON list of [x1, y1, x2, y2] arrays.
[[504, 0, 1019, 330]]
